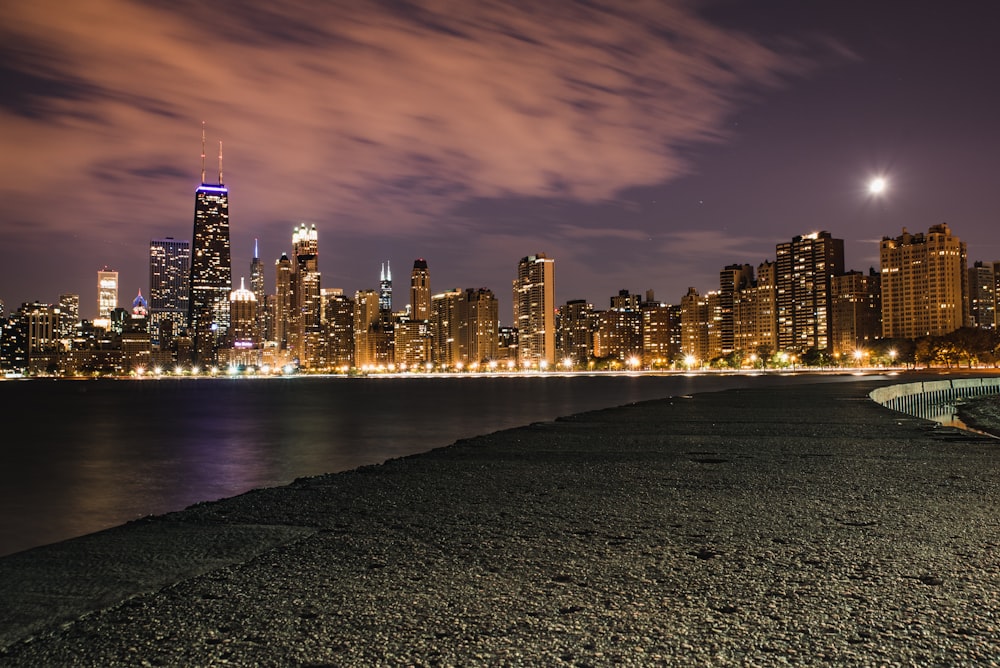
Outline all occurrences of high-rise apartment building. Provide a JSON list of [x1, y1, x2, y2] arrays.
[[322, 289, 355, 369], [461, 288, 499, 364], [290, 223, 321, 367], [680, 287, 709, 363], [97, 266, 118, 320], [831, 269, 882, 356], [513, 253, 555, 366], [880, 224, 968, 338], [734, 260, 777, 356], [410, 259, 431, 321], [354, 289, 384, 368], [557, 299, 594, 365], [719, 264, 755, 356], [273, 253, 293, 350], [967, 261, 996, 329], [187, 133, 232, 363], [775, 231, 844, 353], [431, 288, 463, 366], [149, 237, 190, 347]]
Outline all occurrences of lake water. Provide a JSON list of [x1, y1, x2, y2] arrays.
[[0, 372, 881, 556]]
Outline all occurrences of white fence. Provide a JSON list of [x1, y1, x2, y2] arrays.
[[869, 377, 1000, 423]]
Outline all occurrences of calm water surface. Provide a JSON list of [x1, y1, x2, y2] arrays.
[[0, 372, 878, 556]]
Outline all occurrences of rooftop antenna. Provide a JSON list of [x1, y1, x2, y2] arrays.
[[218, 139, 223, 185], [254, 237, 259, 259], [200, 121, 206, 184]]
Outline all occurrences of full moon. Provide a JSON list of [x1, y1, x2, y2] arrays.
[[868, 177, 887, 195]]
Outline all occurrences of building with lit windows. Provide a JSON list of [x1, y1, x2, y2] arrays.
[[641, 300, 677, 367], [461, 287, 499, 364], [97, 267, 118, 320], [557, 299, 594, 365], [719, 264, 754, 356], [831, 269, 882, 357], [734, 261, 777, 356], [290, 223, 321, 367], [58, 294, 79, 340], [354, 290, 385, 369], [880, 224, 968, 338], [149, 237, 190, 348], [321, 289, 354, 369], [273, 253, 293, 350], [187, 163, 232, 364], [380, 262, 393, 314], [680, 287, 709, 364], [431, 288, 463, 367], [967, 260, 996, 329], [410, 259, 431, 321], [775, 231, 844, 353], [513, 253, 555, 367]]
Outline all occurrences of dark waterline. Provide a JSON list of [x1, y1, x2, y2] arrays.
[[0, 372, 883, 556]]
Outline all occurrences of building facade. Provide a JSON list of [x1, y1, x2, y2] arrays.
[[513, 253, 555, 366], [149, 237, 190, 348], [775, 231, 844, 353]]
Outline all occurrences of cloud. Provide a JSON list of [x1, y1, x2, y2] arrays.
[[0, 0, 821, 237]]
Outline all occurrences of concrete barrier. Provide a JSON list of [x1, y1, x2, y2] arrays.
[[869, 377, 1000, 423]]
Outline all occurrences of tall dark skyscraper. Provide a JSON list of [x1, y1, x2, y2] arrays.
[[188, 129, 232, 363], [149, 237, 190, 347], [410, 259, 430, 321], [379, 261, 393, 313], [775, 231, 844, 353]]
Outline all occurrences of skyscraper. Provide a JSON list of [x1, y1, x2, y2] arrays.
[[880, 224, 968, 338], [775, 231, 844, 353], [250, 238, 266, 341], [187, 130, 232, 363], [513, 253, 555, 366], [380, 261, 393, 313], [290, 223, 321, 366], [967, 260, 996, 329], [97, 266, 118, 320], [410, 259, 431, 321], [149, 237, 190, 347], [274, 253, 293, 350]]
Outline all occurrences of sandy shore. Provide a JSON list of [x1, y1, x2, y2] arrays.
[[1, 375, 999, 666]]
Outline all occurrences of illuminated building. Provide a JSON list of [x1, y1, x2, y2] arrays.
[[831, 270, 881, 356], [680, 287, 709, 364], [149, 237, 190, 347], [57, 294, 79, 340], [290, 223, 321, 367], [513, 253, 555, 366], [461, 288, 499, 364], [593, 307, 641, 364], [250, 238, 267, 341], [641, 300, 678, 367], [968, 261, 996, 329], [498, 326, 518, 361], [431, 289, 463, 366], [321, 289, 354, 369], [410, 259, 431, 321], [734, 261, 777, 356], [97, 266, 118, 319], [719, 264, 754, 356], [274, 253, 292, 350], [380, 261, 393, 313], [187, 132, 232, 364], [557, 299, 594, 365], [219, 277, 261, 369], [775, 231, 844, 353], [19, 301, 61, 375], [394, 318, 432, 367], [354, 290, 382, 369], [880, 224, 968, 338]]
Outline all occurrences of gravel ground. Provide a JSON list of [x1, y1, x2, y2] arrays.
[[1, 374, 999, 666], [956, 394, 1000, 438]]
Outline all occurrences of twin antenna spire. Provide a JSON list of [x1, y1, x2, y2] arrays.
[[200, 121, 223, 185]]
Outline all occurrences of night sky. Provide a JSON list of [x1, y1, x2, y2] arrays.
[[2, 0, 997, 322]]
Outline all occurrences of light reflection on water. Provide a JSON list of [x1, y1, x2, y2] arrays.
[[0, 373, 871, 556]]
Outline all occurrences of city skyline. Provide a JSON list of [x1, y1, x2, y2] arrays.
[[2, 1, 999, 321]]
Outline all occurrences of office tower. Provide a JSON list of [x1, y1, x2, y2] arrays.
[[354, 289, 383, 368], [719, 264, 755, 356], [680, 287, 709, 363], [734, 260, 778, 356], [380, 261, 393, 313], [431, 288, 463, 366], [880, 224, 968, 338], [57, 294, 79, 339], [97, 266, 118, 320], [274, 253, 293, 349], [188, 131, 232, 363], [250, 238, 267, 340], [290, 223, 321, 366], [558, 299, 594, 365], [967, 261, 996, 329], [149, 237, 190, 347], [410, 259, 431, 321], [462, 288, 499, 364], [513, 253, 555, 366], [775, 231, 844, 353], [831, 269, 882, 356]]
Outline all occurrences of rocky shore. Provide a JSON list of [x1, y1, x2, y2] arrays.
[[1, 376, 999, 666], [956, 393, 1000, 437]]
